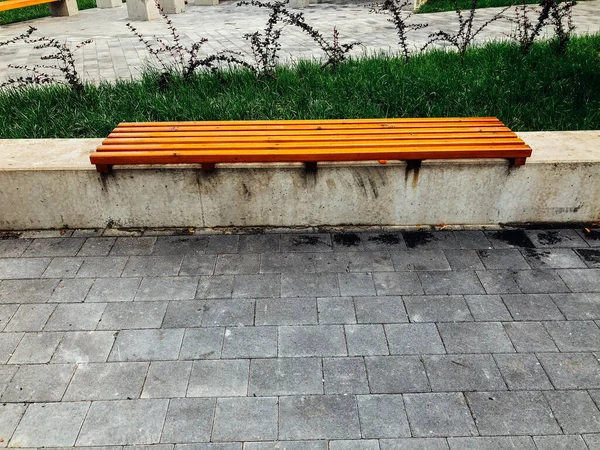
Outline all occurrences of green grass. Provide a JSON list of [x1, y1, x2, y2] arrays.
[[1, 35, 599, 138], [0, 0, 96, 25], [417, 0, 537, 13]]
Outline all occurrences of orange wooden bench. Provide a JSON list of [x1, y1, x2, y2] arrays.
[[90, 117, 532, 173], [0, 0, 78, 16]]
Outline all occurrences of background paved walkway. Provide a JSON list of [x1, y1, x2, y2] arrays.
[[0, 1, 599, 84], [0, 227, 600, 448]]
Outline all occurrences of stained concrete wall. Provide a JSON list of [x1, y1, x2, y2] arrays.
[[0, 131, 599, 230]]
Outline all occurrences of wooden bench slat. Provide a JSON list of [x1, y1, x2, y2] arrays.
[[0, 0, 55, 11], [117, 117, 504, 127]]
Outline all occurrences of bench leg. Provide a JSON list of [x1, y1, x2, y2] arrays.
[[304, 162, 317, 171], [96, 164, 112, 174], [511, 157, 527, 167], [97, 0, 122, 8], [201, 163, 215, 172], [49, 0, 79, 16], [126, 0, 160, 21]]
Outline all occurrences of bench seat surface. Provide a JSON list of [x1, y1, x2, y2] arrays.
[[0, 0, 55, 11], [90, 118, 532, 171]]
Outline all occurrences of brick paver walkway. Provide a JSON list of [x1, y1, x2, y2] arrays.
[[0, 1, 599, 84], [0, 227, 600, 448]]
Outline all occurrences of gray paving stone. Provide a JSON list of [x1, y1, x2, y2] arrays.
[[0, 364, 17, 395], [0, 403, 26, 447], [477, 249, 530, 270], [76, 399, 169, 446], [373, 272, 424, 296], [521, 248, 587, 269], [503, 322, 558, 352], [447, 436, 536, 449], [385, 323, 445, 355], [551, 293, 600, 320], [141, 361, 192, 398], [354, 296, 408, 323], [365, 356, 430, 393], [238, 234, 280, 253], [279, 395, 361, 440], [135, 277, 199, 301], [0, 332, 23, 363], [42, 257, 84, 279], [1, 364, 75, 402], [64, 362, 148, 400], [261, 252, 316, 273], [71, 228, 103, 237], [122, 256, 183, 277], [49, 278, 94, 303], [476, 270, 522, 295], [438, 322, 515, 353], [533, 435, 588, 450], [584, 434, 600, 449], [179, 254, 217, 276], [328, 441, 379, 450], [0, 304, 17, 332], [279, 325, 347, 357], [86, 278, 141, 302], [205, 235, 239, 254], [152, 236, 208, 256], [178, 445, 240, 450], [344, 251, 395, 272], [179, 328, 224, 360], [323, 357, 369, 394], [493, 354, 553, 390], [464, 295, 512, 321], [391, 250, 451, 271], [51, 330, 116, 363], [444, 249, 485, 271], [163, 300, 205, 328], [345, 324, 388, 356], [249, 357, 323, 396], [484, 230, 535, 249], [501, 294, 564, 321], [23, 237, 85, 257], [558, 269, 600, 292], [0, 238, 31, 257], [514, 270, 570, 294], [538, 352, 600, 389], [380, 438, 449, 449], [0, 258, 52, 280], [281, 273, 339, 297], [109, 329, 184, 361], [404, 295, 473, 322], [161, 398, 215, 443], [357, 394, 410, 438], [77, 237, 116, 256], [187, 359, 249, 397], [526, 229, 587, 248], [98, 301, 167, 329], [11, 402, 89, 447], [222, 326, 277, 358], [0, 279, 58, 303], [201, 299, 255, 327], [577, 248, 600, 268], [404, 392, 477, 437], [545, 320, 600, 351], [423, 354, 506, 392], [5, 304, 55, 331], [76, 257, 128, 278], [196, 276, 234, 299], [338, 272, 376, 296], [453, 231, 492, 250], [544, 390, 600, 433], [418, 271, 485, 295], [44, 302, 106, 331], [280, 234, 332, 252], [578, 229, 600, 247], [317, 297, 356, 324], [8, 331, 63, 364], [402, 231, 459, 250], [110, 237, 156, 256], [470, 391, 560, 436], [212, 397, 277, 441], [255, 298, 317, 325], [215, 254, 260, 274]]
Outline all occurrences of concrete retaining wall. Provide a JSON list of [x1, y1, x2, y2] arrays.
[[1, 131, 599, 230]]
